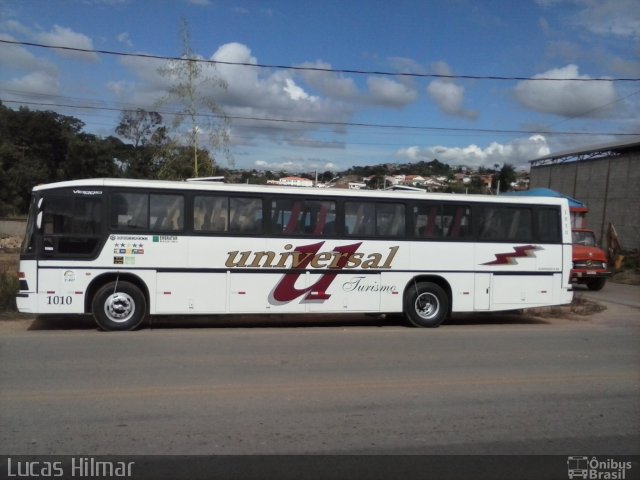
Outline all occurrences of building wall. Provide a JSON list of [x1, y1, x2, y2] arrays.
[[530, 150, 640, 251]]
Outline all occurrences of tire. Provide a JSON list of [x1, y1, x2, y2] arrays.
[[404, 281, 449, 328], [91, 281, 147, 331], [586, 278, 606, 291]]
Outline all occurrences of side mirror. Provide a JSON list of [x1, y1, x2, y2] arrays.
[[36, 211, 43, 230]]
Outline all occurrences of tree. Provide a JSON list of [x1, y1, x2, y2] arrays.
[[321, 170, 334, 183], [497, 163, 517, 193], [115, 109, 167, 178], [366, 175, 385, 190], [157, 18, 231, 177], [0, 104, 86, 213], [116, 109, 163, 148], [157, 145, 213, 180]]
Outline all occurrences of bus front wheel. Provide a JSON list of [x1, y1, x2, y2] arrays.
[[92, 281, 147, 331], [404, 282, 449, 328]]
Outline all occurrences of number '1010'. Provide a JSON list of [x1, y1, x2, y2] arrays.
[[47, 295, 72, 305]]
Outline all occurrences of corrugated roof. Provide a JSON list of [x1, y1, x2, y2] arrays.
[[529, 137, 640, 163]]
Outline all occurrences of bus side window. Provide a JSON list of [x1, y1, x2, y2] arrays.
[[194, 196, 229, 232], [345, 202, 374, 236], [478, 207, 504, 240], [230, 197, 262, 234], [478, 206, 530, 242], [111, 193, 148, 230], [271, 199, 336, 236], [445, 205, 471, 239], [150, 194, 184, 231], [377, 203, 405, 237], [506, 208, 532, 241], [537, 207, 561, 243], [311, 201, 336, 235], [414, 204, 442, 238]]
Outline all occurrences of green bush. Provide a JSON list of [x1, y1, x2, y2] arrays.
[[620, 250, 639, 272], [0, 267, 18, 311]]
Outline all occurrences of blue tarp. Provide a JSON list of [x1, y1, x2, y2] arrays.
[[503, 187, 585, 209]]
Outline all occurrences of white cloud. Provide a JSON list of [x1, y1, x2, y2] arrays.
[[427, 80, 478, 119], [116, 32, 133, 47], [426, 61, 477, 119], [106, 80, 134, 97], [573, 0, 640, 40], [1, 19, 32, 36], [34, 25, 98, 61], [296, 61, 358, 100], [366, 77, 417, 108], [116, 42, 355, 150], [283, 78, 317, 102], [514, 64, 618, 117], [0, 33, 57, 74], [536, 0, 640, 40], [2, 71, 60, 98], [396, 135, 550, 168], [254, 159, 338, 172], [387, 57, 427, 75]]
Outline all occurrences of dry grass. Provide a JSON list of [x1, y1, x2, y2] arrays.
[[524, 295, 606, 319]]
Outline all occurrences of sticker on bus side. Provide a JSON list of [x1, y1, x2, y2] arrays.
[[153, 235, 178, 243]]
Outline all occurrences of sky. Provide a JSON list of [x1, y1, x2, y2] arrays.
[[0, 0, 639, 173]]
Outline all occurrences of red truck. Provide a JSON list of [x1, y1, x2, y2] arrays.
[[571, 229, 610, 290]]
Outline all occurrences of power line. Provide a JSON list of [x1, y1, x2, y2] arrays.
[[2, 38, 639, 83], [2, 98, 637, 138]]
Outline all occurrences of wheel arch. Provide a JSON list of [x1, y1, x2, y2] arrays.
[[403, 275, 453, 314], [85, 272, 150, 314]]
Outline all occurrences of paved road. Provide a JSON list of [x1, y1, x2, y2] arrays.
[[1, 308, 639, 456], [574, 280, 640, 309]]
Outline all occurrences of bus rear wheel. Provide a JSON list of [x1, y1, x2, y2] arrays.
[[404, 282, 449, 328], [92, 281, 147, 331]]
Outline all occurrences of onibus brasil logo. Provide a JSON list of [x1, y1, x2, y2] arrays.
[[225, 241, 399, 302], [567, 456, 633, 479]]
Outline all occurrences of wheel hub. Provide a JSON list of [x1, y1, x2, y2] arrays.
[[415, 292, 439, 320], [105, 293, 135, 323]]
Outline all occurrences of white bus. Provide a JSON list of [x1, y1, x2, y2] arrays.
[[16, 178, 573, 331]]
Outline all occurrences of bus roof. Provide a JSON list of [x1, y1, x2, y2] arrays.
[[32, 178, 568, 206]]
